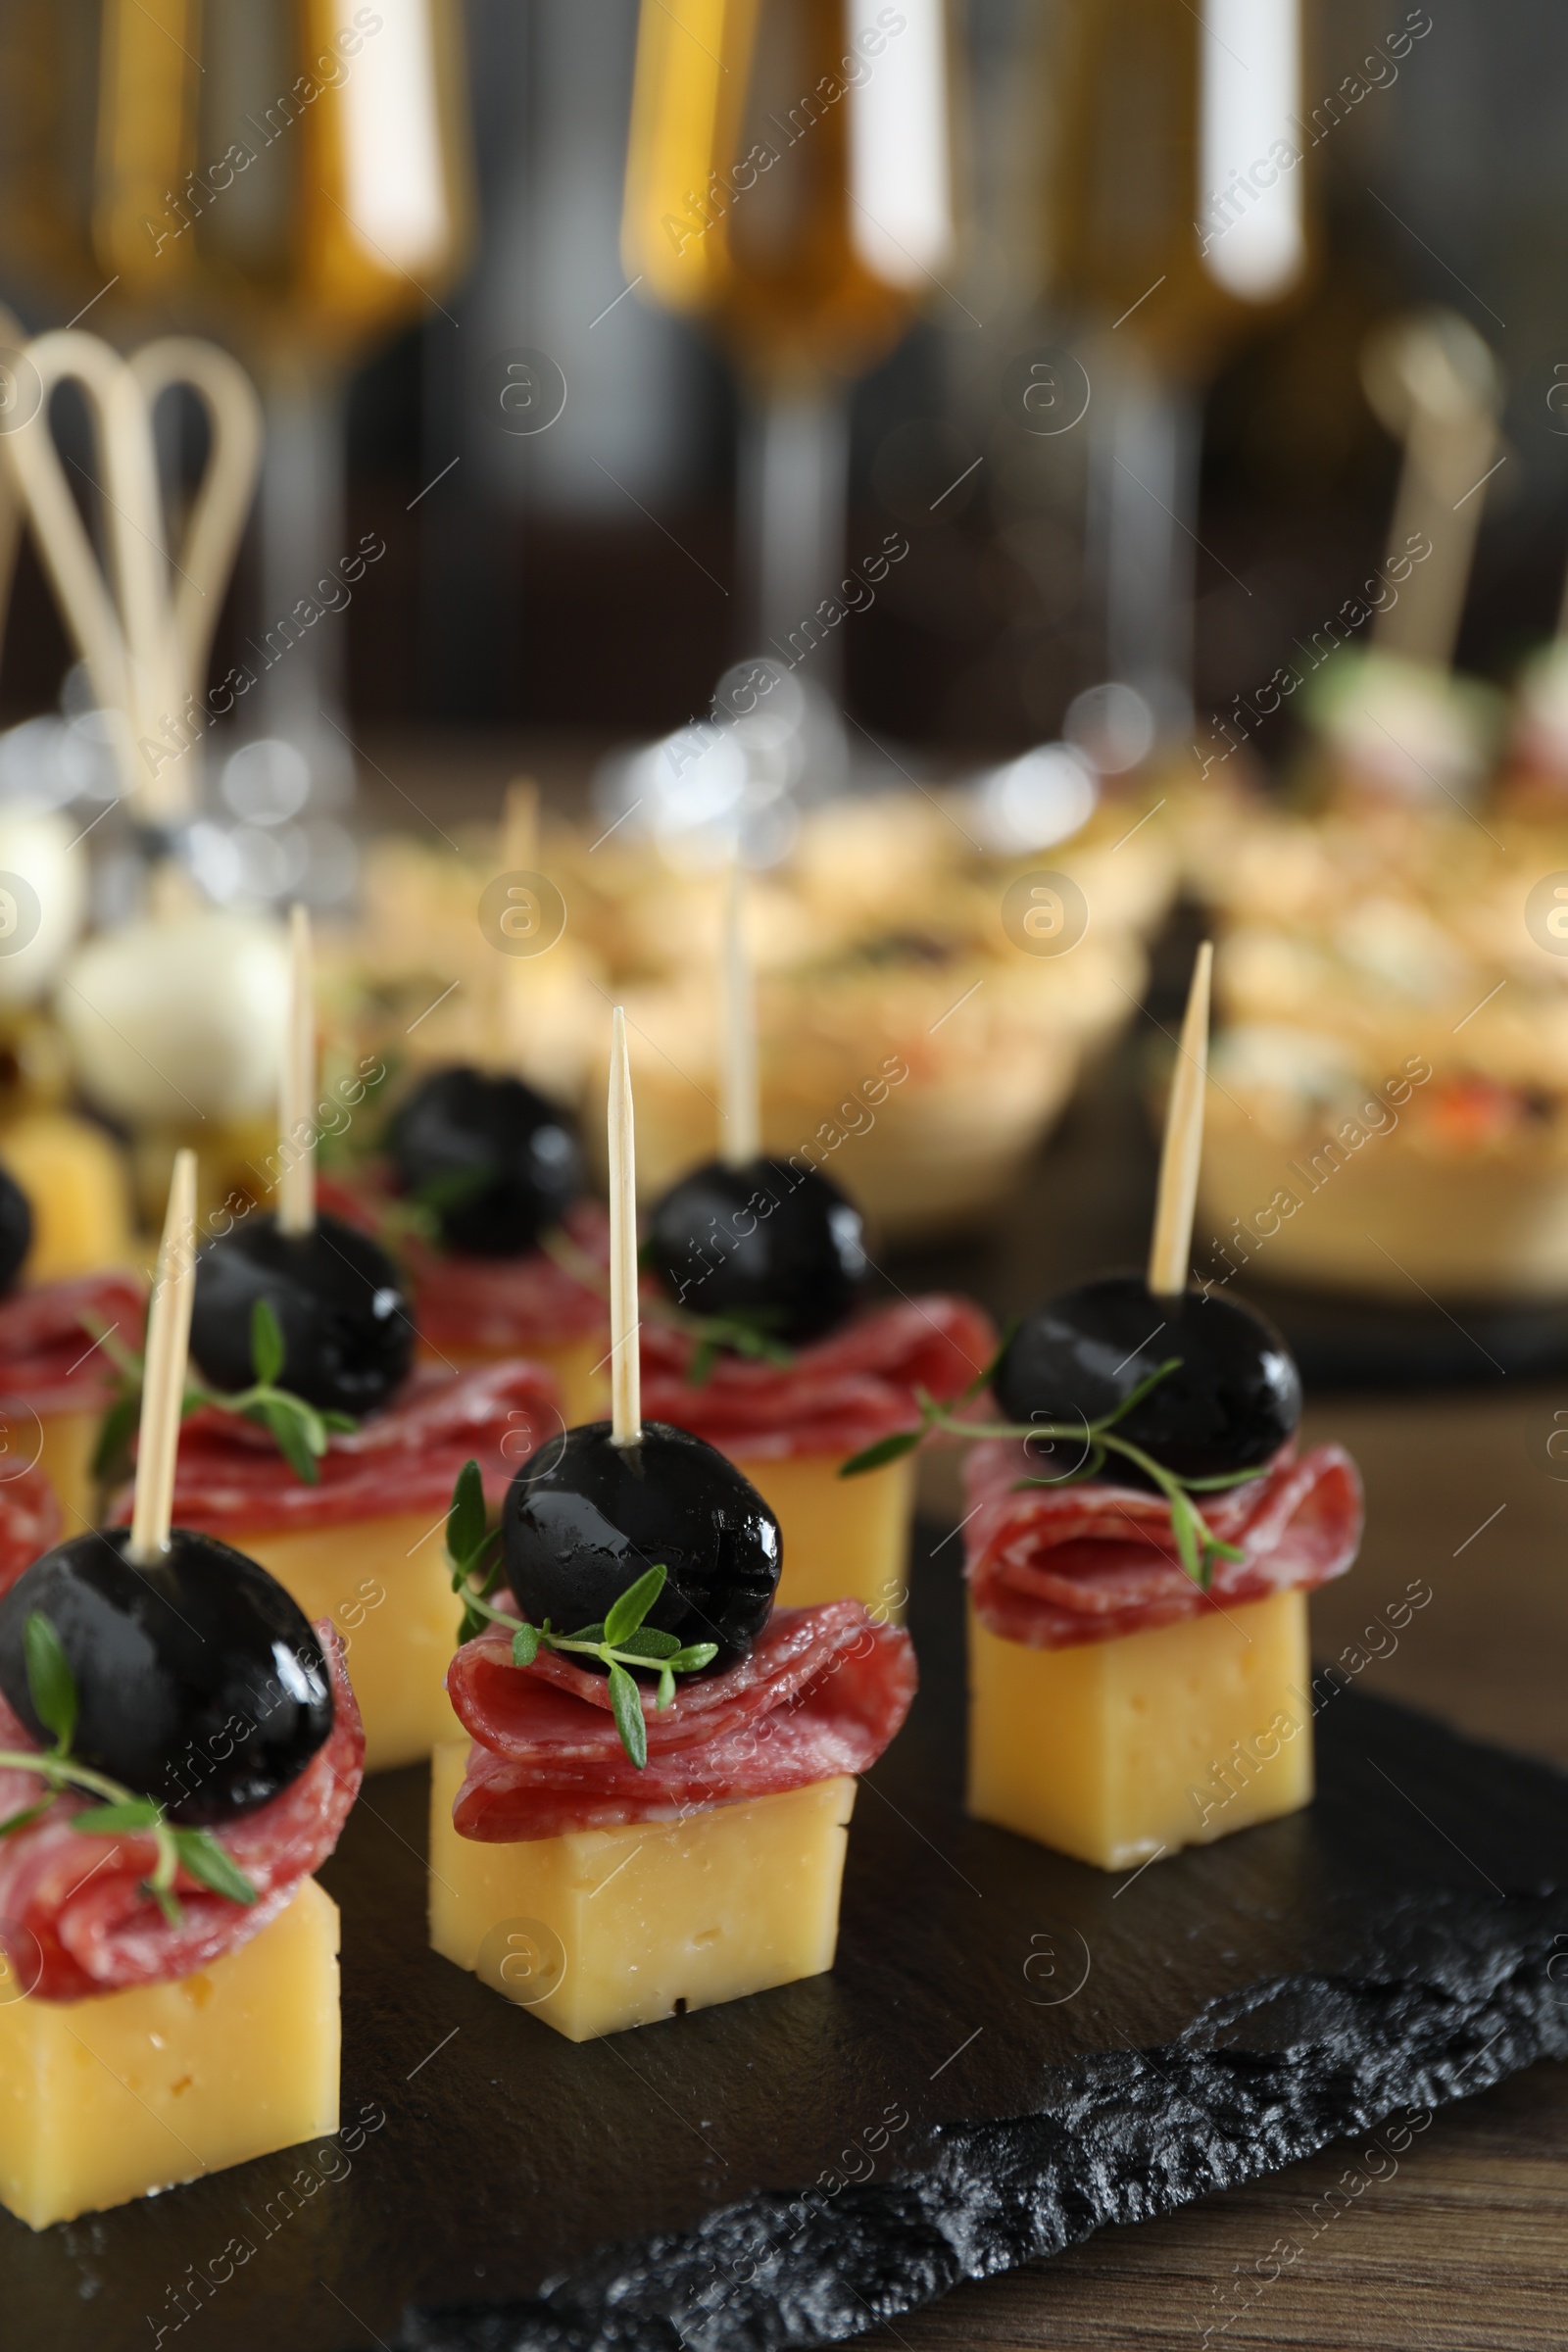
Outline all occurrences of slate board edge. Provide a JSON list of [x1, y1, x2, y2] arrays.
[[395, 1888, 1568, 2350]]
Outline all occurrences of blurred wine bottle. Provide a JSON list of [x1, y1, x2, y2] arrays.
[[0, 1, 474, 846], [623, 0, 955, 677], [1044, 0, 1313, 737]]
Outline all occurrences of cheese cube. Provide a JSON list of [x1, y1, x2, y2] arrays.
[[2, 1110, 134, 1284], [967, 1590, 1313, 1871], [34, 1408, 100, 1530], [236, 1512, 462, 1773], [739, 1450, 913, 1621], [428, 1742, 855, 2040], [0, 1878, 339, 2230]]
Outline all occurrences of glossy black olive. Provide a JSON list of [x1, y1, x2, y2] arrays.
[[993, 1273, 1301, 1484], [504, 1420, 780, 1672], [645, 1156, 866, 1346], [190, 1211, 412, 1417], [0, 1163, 31, 1295], [0, 1526, 334, 1824], [388, 1065, 583, 1256]]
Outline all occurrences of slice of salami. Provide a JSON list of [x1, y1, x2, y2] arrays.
[[964, 1439, 1363, 1649], [447, 1600, 916, 1839], [109, 1361, 564, 1536], [318, 1176, 609, 1355], [0, 1465, 60, 1594], [640, 1296, 996, 1461], [0, 1272, 145, 1416], [0, 1624, 364, 2002]]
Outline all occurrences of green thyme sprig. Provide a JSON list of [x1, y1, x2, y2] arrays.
[[542, 1225, 795, 1385], [839, 1351, 1260, 1590], [443, 1458, 717, 1768], [88, 1298, 357, 1488], [0, 1611, 257, 1924]]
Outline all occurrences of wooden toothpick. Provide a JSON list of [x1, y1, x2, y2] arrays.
[[1146, 942, 1212, 1298], [277, 903, 316, 1237], [608, 1005, 642, 1446], [719, 864, 760, 1167], [502, 777, 540, 875], [127, 1148, 197, 1563]]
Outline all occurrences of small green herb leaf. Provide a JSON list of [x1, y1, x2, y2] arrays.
[[603, 1564, 665, 1649], [24, 1612, 76, 1753], [1168, 1492, 1200, 1584], [613, 1626, 681, 1661], [250, 1297, 286, 1389], [90, 1391, 140, 1484], [0, 1800, 51, 1838], [657, 1665, 675, 1709], [838, 1428, 921, 1478], [254, 1398, 318, 1486], [512, 1623, 541, 1668], [608, 1661, 648, 1769], [446, 1458, 488, 1577], [73, 1799, 163, 1836], [663, 1642, 718, 1673], [172, 1830, 259, 1905]]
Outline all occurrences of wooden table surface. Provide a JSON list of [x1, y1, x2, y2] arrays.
[[884, 1388, 1568, 2350]]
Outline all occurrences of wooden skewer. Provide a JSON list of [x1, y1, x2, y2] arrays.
[[719, 864, 760, 1167], [608, 1005, 642, 1446], [502, 777, 540, 875], [1361, 312, 1499, 673], [489, 779, 542, 1070], [1146, 943, 1212, 1299], [127, 1148, 197, 1564], [277, 904, 316, 1237]]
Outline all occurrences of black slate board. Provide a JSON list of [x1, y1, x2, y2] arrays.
[[5, 1524, 1567, 2352]]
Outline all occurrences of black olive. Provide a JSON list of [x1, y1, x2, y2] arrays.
[[190, 1211, 412, 1417], [504, 1420, 780, 1672], [0, 1162, 30, 1294], [0, 1526, 334, 1824], [993, 1273, 1301, 1484], [645, 1156, 866, 1346], [388, 1065, 583, 1256]]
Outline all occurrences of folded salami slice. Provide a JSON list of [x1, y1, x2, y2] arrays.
[[0, 1466, 59, 1588], [109, 1361, 564, 1536], [406, 1201, 610, 1355], [965, 1438, 1363, 1649], [0, 1625, 364, 2002], [447, 1599, 917, 1839], [639, 1296, 996, 1460], [0, 1272, 145, 1417]]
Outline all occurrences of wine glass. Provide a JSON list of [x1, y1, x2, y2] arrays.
[[621, 0, 956, 689], [1042, 0, 1314, 739], [0, 0, 475, 870]]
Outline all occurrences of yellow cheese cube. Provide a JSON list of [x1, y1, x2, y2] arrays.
[[34, 1407, 101, 1530], [0, 1878, 339, 2230], [428, 1741, 855, 2040], [235, 1512, 462, 1773], [967, 1590, 1314, 1871], [737, 1450, 913, 1621], [1, 1111, 134, 1285]]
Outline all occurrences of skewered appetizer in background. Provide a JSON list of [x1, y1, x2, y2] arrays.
[[108, 912, 564, 1774], [429, 1011, 916, 2039], [0, 1153, 365, 2230], [850, 950, 1363, 1871], [384, 1062, 611, 1424], [638, 878, 993, 1616], [0, 1161, 143, 1526], [1181, 795, 1568, 1298]]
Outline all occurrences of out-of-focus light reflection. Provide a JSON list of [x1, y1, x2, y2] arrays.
[[967, 744, 1099, 854]]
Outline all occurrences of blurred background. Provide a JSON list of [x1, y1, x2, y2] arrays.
[[4, 0, 1568, 1373]]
